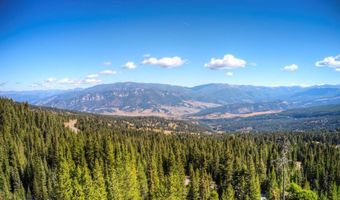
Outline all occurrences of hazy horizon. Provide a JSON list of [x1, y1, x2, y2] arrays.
[[1, 81, 340, 92]]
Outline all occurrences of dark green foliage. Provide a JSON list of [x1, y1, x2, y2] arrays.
[[0, 98, 339, 199]]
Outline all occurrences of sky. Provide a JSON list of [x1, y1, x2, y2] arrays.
[[0, 0, 339, 90]]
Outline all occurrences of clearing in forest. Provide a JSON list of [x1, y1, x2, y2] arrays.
[[64, 119, 79, 133]]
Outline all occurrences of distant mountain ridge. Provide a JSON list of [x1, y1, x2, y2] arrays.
[[1, 82, 340, 118], [0, 90, 65, 103]]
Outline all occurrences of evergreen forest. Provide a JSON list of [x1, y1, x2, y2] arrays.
[[0, 98, 340, 200]]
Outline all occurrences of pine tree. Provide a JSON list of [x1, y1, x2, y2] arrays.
[[0, 168, 10, 200], [187, 166, 199, 200], [267, 169, 280, 200], [72, 166, 85, 200], [124, 153, 141, 200], [92, 160, 107, 200], [148, 154, 161, 199], [249, 159, 261, 200], [328, 182, 338, 200], [222, 183, 235, 200], [82, 166, 95, 200], [56, 159, 72, 200], [166, 151, 186, 200], [233, 167, 248, 200], [137, 160, 149, 199], [199, 170, 212, 200], [32, 157, 48, 200], [210, 190, 219, 200], [104, 141, 122, 200]]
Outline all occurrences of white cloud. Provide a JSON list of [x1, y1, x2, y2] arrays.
[[86, 74, 99, 78], [99, 70, 117, 75], [31, 81, 54, 89], [282, 64, 298, 72], [82, 78, 101, 84], [142, 56, 185, 68], [58, 77, 101, 86], [46, 77, 57, 83], [102, 61, 112, 66], [34, 78, 58, 88], [38, 66, 116, 88], [205, 54, 247, 70], [58, 78, 79, 85], [315, 54, 340, 71], [225, 72, 233, 76], [124, 61, 137, 69]]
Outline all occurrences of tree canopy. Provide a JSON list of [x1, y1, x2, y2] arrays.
[[0, 98, 339, 199]]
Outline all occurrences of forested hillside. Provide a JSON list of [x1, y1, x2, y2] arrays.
[[0, 98, 340, 200], [202, 104, 340, 132]]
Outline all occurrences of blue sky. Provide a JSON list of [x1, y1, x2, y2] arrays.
[[0, 0, 339, 90]]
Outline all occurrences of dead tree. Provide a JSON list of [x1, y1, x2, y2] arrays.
[[272, 137, 291, 200]]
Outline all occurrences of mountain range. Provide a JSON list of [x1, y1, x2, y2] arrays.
[[1, 82, 340, 118]]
